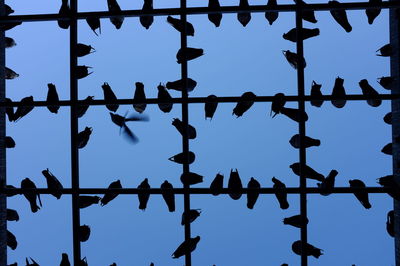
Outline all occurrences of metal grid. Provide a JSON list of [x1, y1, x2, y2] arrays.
[[0, 1, 399, 265]]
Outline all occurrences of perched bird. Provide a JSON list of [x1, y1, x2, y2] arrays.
[[317, 170, 338, 196], [265, 0, 278, 25], [331, 76, 347, 108], [6, 208, 19, 221], [208, 0, 222, 27], [272, 177, 289, 209], [7, 230, 17, 250], [4, 4, 14, 16], [376, 44, 392, 57], [169, 151, 195, 164], [270, 93, 286, 118], [283, 214, 308, 228], [247, 177, 261, 209], [283, 50, 306, 69], [289, 134, 320, 149], [60, 253, 70, 266], [133, 82, 147, 113], [46, 83, 60, 114], [5, 37, 16, 48], [176, 47, 204, 64], [76, 65, 93, 79], [1, 22, 22, 31], [5, 136, 16, 148], [79, 224, 91, 242], [387, 210, 394, 237], [79, 196, 101, 208], [383, 112, 392, 125], [78, 257, 88, 266], [21, 178, 42, 213], [359, 79, 381, 107], [108, 0, 124, 29], [5, 185, 19, 197], [366, 0, 382, 24], [210, 173, 224, 196], [310, 81, 323, 107], [233, 91, 256, 117], [77, 96, 94, 118], [181, 209, 201, 225], [172, 236, 200, 258], [349, 179, 371, 209], [167, 16, 195, 36], [205, 95, 218, 120], [86, 17, 101, 35], [294, 0, 317, 23], [290, 163, 324, 182], [180, 172, 203, 186], [237, 0, 251, 27], [172, 118, 196, 139], [77, 127, 92, 149], [110, 264, 117, 266], [161, 180, 175, 212], [140, 0, 154, 30], [166, 78, 197, 92], [157, 83, 173, 113], [102, 82, 119, 112], [7, 263, 17, 266], [5, 67, 19, 79], [77, 43, 95, 57], [101, 179, 122, 206], [292, 240, 323, 258], [26, 257, 40, 266], [377, 175, 400, 200], [329, 0, 352, 32], [138, 178, 150, 210], [280, 107, 308, 122], [42, 168, 63, 199], [377, 76, 394, 90], [5, 98, 14, 122], [110, 112, 149, 143], [381, 143, 392, 155], [58, 0, 70, 29], [228, 169, 243, 200], [283, 28, 320, 42]]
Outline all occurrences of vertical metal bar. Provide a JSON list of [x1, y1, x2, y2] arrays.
[[70, 0, 81, 264], [295, 3, 308, 266]]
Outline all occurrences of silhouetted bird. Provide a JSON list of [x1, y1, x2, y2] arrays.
[[167, 16, 195, 36], [272, 177, 289, 209], [5, 185, 19, 197], [283, 28, 320, 42], [77, 96, 94, 118], [283, 50, 306, 69], [210, 173, 224, 196], [172, 118, 196, 139], [205, 95, 218, 120], [101, 179, 122, 206], [283, 214, 308, 228], [42, 168, 63, 199], [102, 82, 119, 112], [5, 4, 14, 15], [280, 107, 308, 122], [265, 0, 278, 25], [78, 257, 88, 266], [77, 43, 95, 57], [79, 196, 101, 208], [80, 224, 91, 242], [181, 209, 201, 225], [377, 175, 400, 200], [383, 112, 392, 125], [247, 177, 260, 209], [329, 0, 352, 32], [233, 91, 256, 117], [294, 0, 317, 23], [7, 263, 17, 266], [359, 79, 381, 107], [58, 0, 70, 29], [5, 136, 16, 148], [157, 83, 173, 113], [60, 253, 70, 266], [181, 172, 203, 186], [110, 263, 117, 266], [349, 179, 371, 209], [166, 78, 197, 92], [5, 37, 16, 48], [138, 178, 150, 210], [377, 76, 394, 90], [331, 76, 346, 108], [133, 82, 147, 113], [208, 0, 222, 27], [5, 98, 14, 122], [270, 93, 286, 118], [290, 163, 324, 182], [76, 65, 93, 79], [21, 178, 42, 213], [1, 22, 22, 31], [366, 0, 381, 24], [387, 210, 394, 237], [228, 169, 243, 200], [176, 47, 204, 64], [292, 240, 323, 258], [5, 67, 19, 79], [8, 232, 18, 251], [140, 0, 154, 29], [237, 0, 251, 27], [172, 236, 200, 258], [381, 143, 392, 155], [161, 180, 175, 212], [376, 44, 392, 57], [77, 127, 92, 149], [108, 0, 124, 29], [310, 81, 323, 107], [110, 112, 149, 143], [7, 209, 19, 221], [289, 134, 320, 149], [46, 83, 60, 114], [169, 151, 195, 164], [316, 170, 338, 196], [86, 17, 101, 35], [26, 257, 40, 266]]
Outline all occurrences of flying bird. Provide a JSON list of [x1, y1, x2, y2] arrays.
[[157, 83, 173, 113], [133, 82, 147, 113], [46, 83, 60, 114], [77, 127, 92, 149], [317, 170, 338, 196], [58, 0, 70, 29], [166, 78, 197, 92], [265, 0, 278, 25], [233, 91, 256, 117], [270, 93, 286, 118], [331, 76, 347, 108], [329, 0, 352, 32], [349, 179, 371, 209], [247, 177, 261, 209], [310, 81, 323, 107], [376, 44, 392, 57], [387, 210, 394, 237], [6, 209, 19, 222], [366, 0, 382, 24], [80, 224, 91, 242], [272, 177, 289, 209], [13, 96, 34, 122], [377, 76, 393, 90], [108, 0, 124, 29], [161, 180, 175, 212], [138, 178, 150, 210], [283, 28, 320, 42], [205, 95, 218, 120], [102, 82, 119, 112], [283, 50, 306, 69], [77, 43, 95, 57], [176, 47, 204, 64], [140, 0, 154, 30], [167, 16, 195, 36], [169, 151, 195, 164], [21, 178, 42, 213], [101, 179, 122, 206], [210, 173, 224, 196], [359, 79, 381, 107], [60, 253, 71, 266], [172, 236, 200, 258], [79, 195, 101, 208], [180, 172, 203, 186], [77, 96, 94, 118], [7, 230, 17, 250], [292, 240, 323, 258], [181, 209, 201, 225], [289, 134, 320, 149], [86, 17, 101, 35], [237, 0, 251, 27], [110, 112, 149, 143], [172, 118, 196, 139], [228, 169, 243, 200], [76, 65, 93, 79], [42, 168, 63, 199], [208, 0, 222, 27], [290, 163, 324, 182], [283, 214, 308, 228]]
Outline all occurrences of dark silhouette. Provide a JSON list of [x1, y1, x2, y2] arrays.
[[109, 112, 149, 143], [86, 17, 101, 35], [383, 112, 392, 125], [237, 0, 251, 27], [79, 195, 101, 209], [5, 136, 16, 148], [5, 37, 16, 48], [377, 76, 394, 90], [1, 22, 22, 31], [283, 214, 308, 228], [7, 263, 17, 266], [6, 208, 19, 221], [5, 67, 19, 79], [108, 0, 124, 29], [77, 96, 94, 118], [168, 151, 195, 164], [78, 257, 88, 266], [294, 0, 317, 23], [283, 50, 306, 69], [76, 65, 93, 79], [4, 4, 14, 15], [381, 143, 392, 155], [157, 83, 173, 113], [42, 168, 63, 199], [172, 236, 200, 258], [366, 0, 382, 24], [161, 180, 175, 212], [7, 230, 17, 250], [176, 47, 204, 64], [58, 0, 70, 29], [102, 82, 119, 112], [101, 179, 122, 206], [181, 209, 201, 225], [359, 79, 381, 107], [13, 96, 34, 122], [167, 16, 195, 36], [292, 240, 323, 258], [80, 224, 91, 242], [329, 0, 352, 32], [5, 185, 19, 197], [26, 257, 40, 266], [110, 263, 117, 266], [77, 43, 95, 57], [233, 91, 256, 117], [290, 163, 324, 182], [46, 83, 60, 114], [133, 82, 147, 113], [283, 28, 319, 42], [205, 95, 218, 120], [265, 0, 278, 25], [21, 178, 42, 213], [208, 0, 222, 27], [272, 177, 289, 209], [5, 98, 14, 122], [270, 93, 286, 118], [172, 118, 196, 139], [376, 43, 392, 57], [349, 179, 371, 209], [181, 172, 203, 186], [140, 0, 154, 30], [60, 253, 70, 266], [210, 173, 224, 196], [228, 169, 243, 200], [289, 134, 320, 149], [331, 76, 347, 108], [377, 175, 400, 200], [280, 107, 308, 122], [138, 178, 150, 210], [310, 81, 323, 107], [77, 127, 93, 149], [247, 177, 261, 209], [387, 210, 395, 237], [166, 78, 197, 92], [317, 170, 338, 196]]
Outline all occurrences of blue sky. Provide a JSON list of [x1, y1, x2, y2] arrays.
[[5, 0, 395, 265]]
